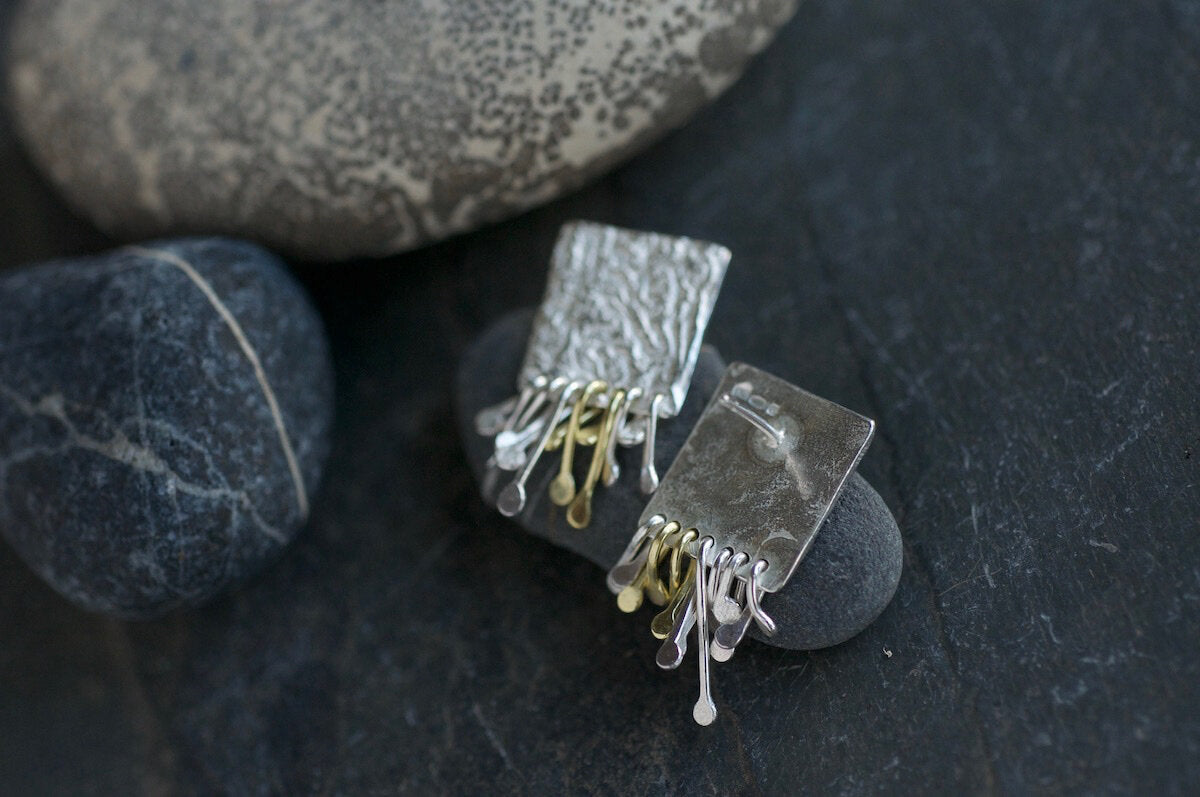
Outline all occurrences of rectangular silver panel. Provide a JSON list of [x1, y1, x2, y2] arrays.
[[639, 362, 875, 593], [519, 221, 730, 417]]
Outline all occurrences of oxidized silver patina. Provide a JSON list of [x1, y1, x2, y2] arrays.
[[640, 362, 875, 593], [609, 362, 876, 725]]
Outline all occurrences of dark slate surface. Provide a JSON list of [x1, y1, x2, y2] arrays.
[[0, 239, 333, 619], [456, 308, 904, 651], [2, 0, 1199, 793]]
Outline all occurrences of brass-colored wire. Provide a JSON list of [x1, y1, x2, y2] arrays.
[[613, 518, 715, 624], [568, 389, 627, 529], [545, 408, 604, 451], [616, 520, 677, 613], [548, 380, 607, 506], [651, 557, 696, 639], [642, 519, 677, 606]]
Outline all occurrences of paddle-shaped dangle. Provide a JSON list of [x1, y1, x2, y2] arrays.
[[568, 389, 627, 528], [549, 380, 608, 507], [497, 381, 582, 517], [692, 538, 717, 726]]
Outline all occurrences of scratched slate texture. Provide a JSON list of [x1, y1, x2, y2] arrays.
[[1, 0, 1198, 794]]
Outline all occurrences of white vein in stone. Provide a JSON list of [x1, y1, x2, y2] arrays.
[[126, 245, 309, 518], [0, 386, 286, 543]]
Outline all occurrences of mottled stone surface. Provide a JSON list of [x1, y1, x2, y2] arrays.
[[0, 238, 333, 619], [457, 309, 903, 650], [6, 0, 798, 260], [3, 0, 1200, 793]]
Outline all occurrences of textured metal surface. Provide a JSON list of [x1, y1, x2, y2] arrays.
[[519, 221, 729, 417], [640, 362, 875, 593]]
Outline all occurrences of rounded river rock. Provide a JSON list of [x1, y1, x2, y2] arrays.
[[8, 0, 799, 260], [457, 310, 903, 650], [0, 238, 333, 619]]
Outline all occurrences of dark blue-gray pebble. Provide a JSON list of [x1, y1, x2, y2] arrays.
[[0, 238, 333, 619], [456, 310, 903, 650]]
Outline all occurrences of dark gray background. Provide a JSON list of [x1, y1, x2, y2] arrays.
[[1, 0, 1197, 793]]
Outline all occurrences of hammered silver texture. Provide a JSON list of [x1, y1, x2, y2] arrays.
[[519, 221, 730, 417], [639, 362, 875, 593]]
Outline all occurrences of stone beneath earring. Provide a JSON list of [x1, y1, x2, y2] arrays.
[[456, 309, 902, 655], [475, 221, 729, 527]]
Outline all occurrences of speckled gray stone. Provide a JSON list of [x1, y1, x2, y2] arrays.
[[456, 310, 902, 650], [0, 238, 333, 619], [6, 0, 799, 260]]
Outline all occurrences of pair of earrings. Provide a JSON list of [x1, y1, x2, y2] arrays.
[[475, 222, 875, 725]]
